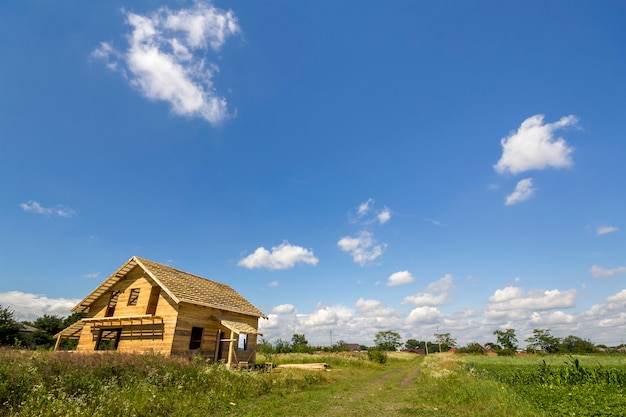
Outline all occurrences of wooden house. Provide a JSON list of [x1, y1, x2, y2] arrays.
[[54, 256, 266, 367]]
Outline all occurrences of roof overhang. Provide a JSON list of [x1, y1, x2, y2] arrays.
[[213, 315, 262, 335]]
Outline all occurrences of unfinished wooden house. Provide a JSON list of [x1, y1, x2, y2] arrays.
[[55, 256, 266, 367]]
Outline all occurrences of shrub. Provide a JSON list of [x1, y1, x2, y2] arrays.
[[367, 348, 388, 364]]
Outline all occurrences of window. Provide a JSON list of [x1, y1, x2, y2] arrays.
[[105, 291, 120, 317], [189, 327, 203, 350], [127, 288, 140, 306], [146, 287, 160, 315], [238, 334, 247, 350], [96, 328, 121, 350]]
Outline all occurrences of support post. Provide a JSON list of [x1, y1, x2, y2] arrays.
[[226, 329, 235, 368]]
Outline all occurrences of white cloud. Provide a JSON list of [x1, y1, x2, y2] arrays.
[[92, 1, 239, 125], [590, 265, 626, 278], [354, 298, 398, 317], [402, 274, 453, 306], [84, 272, 100, 279], [606, 290, 626, 305], [377, 207, 391, 224], [505, 178, 536, 205], [238, 241, 318, 270], [494, 114, 578, 175], [351, 199, 392, 225], [0, 291, 79, 321], [357, 199, 374, 217], [20, 201, 76, 218], [597, 226, 619, 236], [268, 281, 279, 287], [487, 286, 578, 311], [407, 306, 441, 323], [337, 231, 386, 266], [271, 304, 295, 314], [386, 270, 415, 286], [302, 307, 340, 327], [529, 311, 576, 325]]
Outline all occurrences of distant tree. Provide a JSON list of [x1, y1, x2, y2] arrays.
[[455, 342, 486, 355], [560, 335, 596, 354], [493, 329, 518, 355], [291, 333, 313, 353], [374, 330, 402, 351], [405, 338, 420, 350], [33, 314, 65, 336], [63, 312, 85, 328], [434, 332, 457, 352], [525, 328, 561, 353], [274, 338, 291, 353], [333, 340, 349, 352], [257, 338, 273, 354], [0, 305, 21, 346]]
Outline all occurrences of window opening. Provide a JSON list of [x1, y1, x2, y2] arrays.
[[127, 288, 140, 306], [189, 327, 203, 350], [146, 287, 160, 315], [96, 328, 121, 350], [105, 291, 120, 317], [238, 333, 247, 350]]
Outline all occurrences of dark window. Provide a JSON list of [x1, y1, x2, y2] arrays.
[[146, 287, 160, 315], [105, 291, 120, 317], [96, 328, 121, 350], [189, 327, 203, 350], [127, 288, 140, 306]]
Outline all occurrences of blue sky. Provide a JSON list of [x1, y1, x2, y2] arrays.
[[1, 1, 625, 347]]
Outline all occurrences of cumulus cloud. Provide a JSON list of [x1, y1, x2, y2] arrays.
[[590, 265, 626, 278], [20, 201, 76, 218], [0, 291, 78, 321], [606, 289, 626, 305], [505, 178, 536, 205], [386, 270, 415, 286], [597, 226, 619, 236], [407, 306, 441, 323], [84, 272, 100, 279], [487, 286, 578, 311], [354, 298, 398, 317], [238, 241, 318, 270], [271, 304, 295, 314], [337, 231, 386, 266], [402, 274, 453, 306], [92, 1, 239, 125], [494, 114, 578, 175]]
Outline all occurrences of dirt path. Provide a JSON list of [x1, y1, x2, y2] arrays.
[[229, 356, 425, 417], [321, 358, 423, 416]]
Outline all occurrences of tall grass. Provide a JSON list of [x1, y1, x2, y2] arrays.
[[0, 348, 330, 416]]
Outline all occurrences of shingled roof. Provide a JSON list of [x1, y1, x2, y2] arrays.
[[73, 256, 266, 318]]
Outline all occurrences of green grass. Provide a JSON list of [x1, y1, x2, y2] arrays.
[[2, 348, 624, 416], [460, 354, 626, 417]]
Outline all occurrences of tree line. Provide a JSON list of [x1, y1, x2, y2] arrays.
[[2, 303, 621, 355], [0, 305, 83, 349]]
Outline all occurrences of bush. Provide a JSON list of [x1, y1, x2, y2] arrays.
[[367, 348, 388, 364]]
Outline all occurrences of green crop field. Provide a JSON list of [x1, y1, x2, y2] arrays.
[[1, 348, 625, 416]]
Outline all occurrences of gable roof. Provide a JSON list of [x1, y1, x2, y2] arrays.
[[73, 256, 266, 318]]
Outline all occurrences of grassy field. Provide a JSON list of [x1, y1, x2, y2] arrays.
[[1, 348, 625, 416]]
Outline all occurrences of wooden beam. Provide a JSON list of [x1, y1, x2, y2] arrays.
[[226, 329, 235, 368]]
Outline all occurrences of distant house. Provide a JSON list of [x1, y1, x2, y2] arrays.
[[55, 256, 266, 367], [343, 343, 361, 352]]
